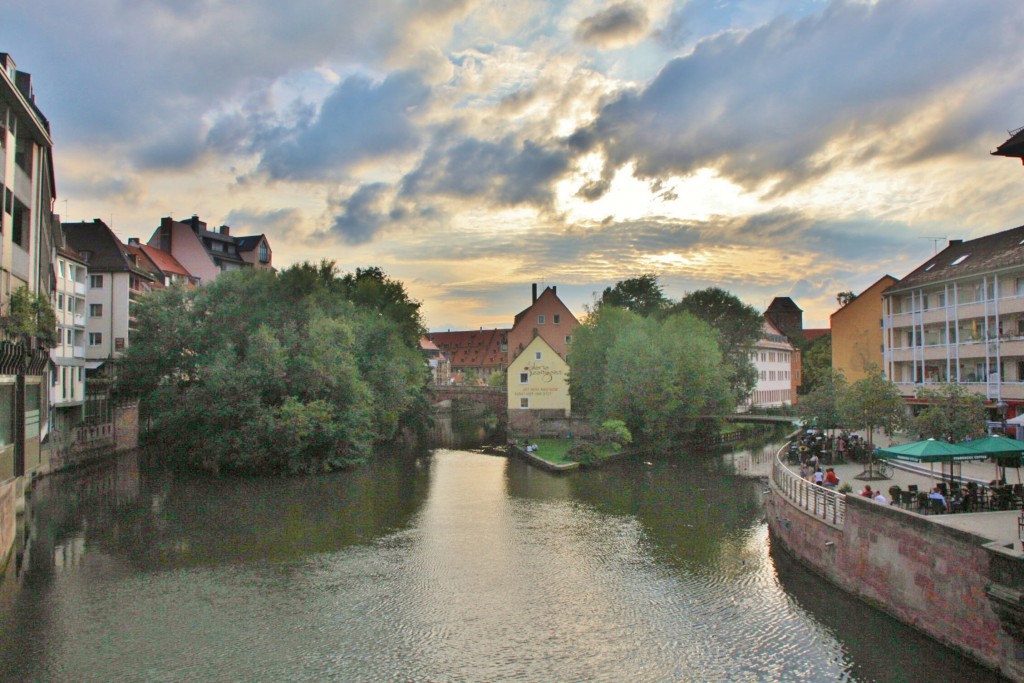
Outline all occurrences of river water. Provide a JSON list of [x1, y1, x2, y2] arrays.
[[0, 445, 1006, 682]]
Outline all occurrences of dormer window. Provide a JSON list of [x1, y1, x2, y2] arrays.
[[78, 250, 92, 263], [924, 263, 935, 271]]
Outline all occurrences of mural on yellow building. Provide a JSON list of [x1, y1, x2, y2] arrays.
[[506, 336, 571, 414]]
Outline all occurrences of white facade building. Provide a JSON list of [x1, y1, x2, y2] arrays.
[[51, 248, 87, 426], [882, 227, 1024, 419], [745, 320, 796, 409]]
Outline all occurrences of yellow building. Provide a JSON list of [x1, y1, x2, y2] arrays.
[[831, 275, 899, 383], [507, 336, 570, 414]]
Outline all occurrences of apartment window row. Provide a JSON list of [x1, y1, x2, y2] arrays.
[[536, 314, 562, 325], [758, 370, 791, 382], [752, 389, 790, 404]]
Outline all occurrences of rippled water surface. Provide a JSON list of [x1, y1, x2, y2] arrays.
[[0, 446, 1006, 682]]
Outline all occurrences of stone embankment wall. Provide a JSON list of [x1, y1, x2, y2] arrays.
[[768, 480, 1024, 681], [49, 402, 140, 472], [0, 477, 15, 572]]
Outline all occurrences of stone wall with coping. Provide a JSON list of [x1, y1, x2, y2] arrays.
[[767, 484, 1024, 680], [0, 477, 16, 573]]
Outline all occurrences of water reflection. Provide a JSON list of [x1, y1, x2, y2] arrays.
[[0, 446, 1007, 682]]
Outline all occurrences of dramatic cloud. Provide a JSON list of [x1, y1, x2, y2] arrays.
[[577, 0, 1024, 197], [576, 3, 649, 48]]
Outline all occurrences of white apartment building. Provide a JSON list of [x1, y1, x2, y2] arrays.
[[51, 247, 87, 428], [745, 320, 796, 409], [882, 226, 1024, 417], [0, 53, 57, 488]]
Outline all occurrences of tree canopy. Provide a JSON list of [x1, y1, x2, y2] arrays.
[[837, 367, 905, 446], [117, 263, 428, 475], [569, 307, 731, 450], [911, 383, 986, 442], [799, 334, 832, 395], [598, 274, 669, 317], [670, 287, 762, 403]]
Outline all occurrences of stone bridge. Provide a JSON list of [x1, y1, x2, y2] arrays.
[[427, 385, 507, 419]]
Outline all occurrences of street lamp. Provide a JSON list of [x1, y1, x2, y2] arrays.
[[997, 399, 1009, 435]]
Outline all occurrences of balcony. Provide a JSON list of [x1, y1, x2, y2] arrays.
[[73, 345, 84, 359], [74, 280, 87, 296], [73, 313, 85, 328]]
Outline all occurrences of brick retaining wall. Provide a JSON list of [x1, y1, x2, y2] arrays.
[[768, 482, 1024, 680]]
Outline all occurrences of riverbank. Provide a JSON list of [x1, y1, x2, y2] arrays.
[[767, 445, 1024, 681]]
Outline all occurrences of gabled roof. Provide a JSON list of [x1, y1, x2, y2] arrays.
[[512, 286, 578, 326], [428, 328, 509, 368], [138, 244, 192, 278], [993, 126, 1024, 159], [886, 226, 1024, 294], [831, 274, 899, 322], [62, 219, 157, 281], [766, 296, 802, 314], [803, 328, 831, 342], [234, 235, 266, 251]]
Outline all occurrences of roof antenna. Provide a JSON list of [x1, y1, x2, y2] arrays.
[[920, 236, 946, 255]]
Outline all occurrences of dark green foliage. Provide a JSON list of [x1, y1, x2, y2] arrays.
[[670, 287, 762, 403], [912, 383, 986, 442], [569, 307, 730, 450], [4, 286, 57, 347], [799, 334, 832, 395], [118, 263, 428, 475], [599, 274, 669, 317]]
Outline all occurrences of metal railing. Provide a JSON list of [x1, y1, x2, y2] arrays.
[[772, 444, 846, 527]]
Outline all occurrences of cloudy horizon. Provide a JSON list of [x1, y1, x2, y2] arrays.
[[6, 0, 1024, 330]]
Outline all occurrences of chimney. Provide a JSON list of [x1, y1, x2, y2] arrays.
[[532, 283, 538, 303], [159, 216, 173, 252], [219, 224, 230, 236], [127, 237, 140, 246], [190, 215, 202, 233], [949, 239, 963, 246], [14, 70, 32, 102], [552, 286, 557, 295]]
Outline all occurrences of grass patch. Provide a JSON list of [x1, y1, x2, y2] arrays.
[[519, 438, 619, 465]]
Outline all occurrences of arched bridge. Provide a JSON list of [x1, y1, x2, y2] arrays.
[[427, 385, 507, 418]]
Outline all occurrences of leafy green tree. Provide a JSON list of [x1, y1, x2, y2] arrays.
[[487, 370, 506, 388], [799, 334, 832, 395], [670, 287, 762, 403], [599, 273, 669, 317], [4, 286, 57, 347], [570, 307, 730, 450], [118, 263, 428, 475], [838, 367, 905, 447], [912, 383, 986, 442], [799, 369, 847, 433]]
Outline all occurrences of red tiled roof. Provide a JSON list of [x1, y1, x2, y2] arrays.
[[138, 243, 192, 277], [803, 328, 831, 342], [428, 328, 509, 369]]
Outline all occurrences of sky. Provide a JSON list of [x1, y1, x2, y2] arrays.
[[6, 0, 1024, 331]]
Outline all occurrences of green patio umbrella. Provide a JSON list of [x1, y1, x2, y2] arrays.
[[958, 435, 1024, 483], [878, 439, 984, 463], [878, 439, 986, 483]]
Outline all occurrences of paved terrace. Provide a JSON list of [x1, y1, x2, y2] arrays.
[[812, 456, 1022, 544]]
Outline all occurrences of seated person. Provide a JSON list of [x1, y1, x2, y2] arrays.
[[823, 468, 839, 488], [927, 485, 948, 513], [860, 485, 873, 498], [873, 491, 889, 505]]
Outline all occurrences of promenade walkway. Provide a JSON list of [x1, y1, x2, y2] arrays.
[[823, 458, 1022, 544]]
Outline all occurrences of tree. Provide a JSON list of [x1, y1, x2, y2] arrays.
[[3, 286, 57, 347], [670, 287, 762, 403], [836, 291, 857, 306], [569, 306, 731, 450], [912, 384, 986, 442], [599, 274, 669, 317], [799, 334, 832, 395], [118, 263, 428, 475], [799, 369, 847, 434], [838, 367, 905, 448]]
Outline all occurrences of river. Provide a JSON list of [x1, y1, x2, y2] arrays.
[[0, 444, 1006, 682]]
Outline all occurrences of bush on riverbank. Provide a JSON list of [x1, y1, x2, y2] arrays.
[[118, 262, 429, 475]]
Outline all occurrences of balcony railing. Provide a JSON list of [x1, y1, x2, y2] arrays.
[[772, 445, 846, 527]]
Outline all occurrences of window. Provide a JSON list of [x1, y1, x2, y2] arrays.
[[259, 241, 270, 263], [565, 335, 571, 345], [57, 293, 63, 310], [59, 260, 66, 278], [519, 372, 529, 384], [90, 275, 104, 288], [65, 329, 71, 345], [951, 254, 970, 266], [88, 332, 103, 346], [89, 303, 102, 317], [553, 314, 560, 324], [537, 315, 545, 324], [520, 398, 529, 409], [535, 351, 542, 360]]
